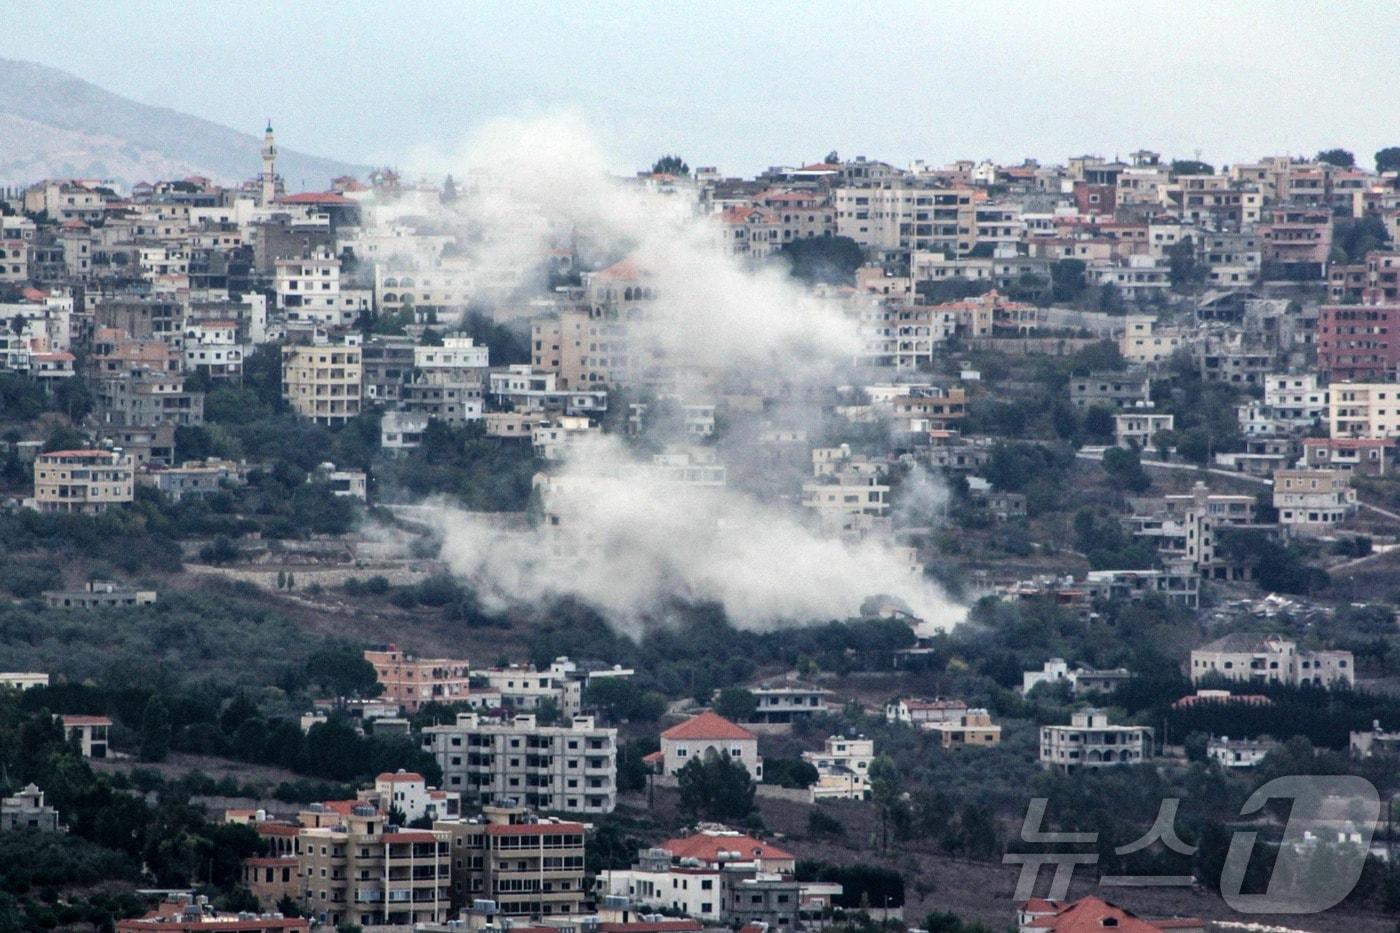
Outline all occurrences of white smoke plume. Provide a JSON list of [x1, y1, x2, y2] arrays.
[[405, 114, 964, 632]]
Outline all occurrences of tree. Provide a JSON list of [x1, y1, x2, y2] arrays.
[[1183, 731, 1210, 763], [1166, 236, 1205, 289], [781, 236, 865, 285], [867, 755, 902, 851], [1316, 148, 1356, 169], [712, 688, 758, 723], [305, 645, 382, 698], [140, 696, 172, 762], [650, 155, 690, 177], [1377, 147, 1400, 174], [1082, 406, 1115, 443], [1051, 259, 1087, 302], [440, 175, 459, 204], [1170, 159, 1214, 176], [676, 750, 755, 821], [1102, 445, 1151, 492]]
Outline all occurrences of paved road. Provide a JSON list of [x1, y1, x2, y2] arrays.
[[1077, 447, 1400, 524]]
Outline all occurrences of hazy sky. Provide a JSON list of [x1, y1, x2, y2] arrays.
[[2, 1, 1397, 177]]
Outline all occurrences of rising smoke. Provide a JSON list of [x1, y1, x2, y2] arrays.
[[411, 114, 965, 633]]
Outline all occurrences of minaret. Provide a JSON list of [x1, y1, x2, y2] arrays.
[[260, 120, 279, 205]]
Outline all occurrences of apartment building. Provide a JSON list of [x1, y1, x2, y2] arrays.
[[1329, 382, 1400, 438], [1302, 437, 1392, 475], [1190, 634, 1354, 688], [748, 682, 834, 723], [32, 449, 134, 514], [421, 712, 618, 814], [658, 711, 763, 779], [282, 338, 363, 424], [1068, 371, 1151, 410], [183, 320, 243, 381], [97, 369, 204, 428], [1039, 709, 1151, 771], [1272, 468, 1357, 532], [298, 804, 451, 928], [802, 735, 874, 800], [434, 806, 587, 917], [1119, 315, 1186, 364], [275, 251, 369, 327], [363, 646, 471, 714], [414, 336, 490, 382], [1317, 303, 1400, 381], [43, 579, 157, 609], [836, 184, 975, 256]]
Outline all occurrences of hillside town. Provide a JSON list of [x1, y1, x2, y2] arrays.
[[10, 106, 1400, 932]]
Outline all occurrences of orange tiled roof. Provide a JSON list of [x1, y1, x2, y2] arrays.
[[661, 711, 755, 742], [660, 831, 793, 864]]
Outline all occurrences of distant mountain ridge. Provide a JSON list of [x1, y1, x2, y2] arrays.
[[0, 57, 367, 190]]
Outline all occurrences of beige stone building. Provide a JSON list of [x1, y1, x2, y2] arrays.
[[1040, 709, 1151, 771], [282, 339, 363, 424], [32, 449, 134, 514], [1272, 468, 1357, 532], [1328, 382, 1400, 439], [1190, 634, 1354, 689], [434, 806, 587, 917], [298, 804, 451, 928]]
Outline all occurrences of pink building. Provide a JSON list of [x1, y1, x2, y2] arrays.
[[363, 645, 470, 714]]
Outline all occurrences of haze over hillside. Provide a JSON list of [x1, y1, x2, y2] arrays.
[[0, 57, 366, 190]]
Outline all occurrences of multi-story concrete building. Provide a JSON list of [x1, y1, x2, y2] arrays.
[[43, 579, 157, 609], [421, 712, 618, 813], [1119, 315, 1186, 364], [748, 682, 834, 723], [802, 735, 874, 800], [1068, 371, 1152, 410], [1190, 634, 1354, 688], [275, 250, 369, 328], [1039, 709, 1151, 771], [1, 783, 61, 832], [1272, 468, 1357, 532], [282, 338, 363, 424], [1302, 437, 1392, 475], [884, 697, 968, 725], [1114, 410, 1173, 448], [32, 449, 134, 514], [97, 369, 205, 428], [658, 711, 762, 780], [298, 803, 451, 928], [364, 646, 471, 715], [596, 847, 725, 922], [924, 709, 1003, 749], [1329, 382, 1400, 438], [60, 715, 112, 758], [434, 806, 587, 917], [1317, 303, 1400, 381]]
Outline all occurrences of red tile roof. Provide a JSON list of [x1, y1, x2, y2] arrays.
[[60, 714, 112, 726], [1022, 896, 1201, 933], [279, 191, 355, 206], [376, 771, 425, 783], [661, 711, 755, 742], [660, 832, 793, 864], [594, 257, 639, 281]]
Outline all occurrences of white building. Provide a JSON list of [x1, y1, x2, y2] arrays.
[[749, 682, 834, 724], [274, 251, 369, 327], [1272, 468, 1357, 533], [884, 697, 968, 725], [381, 410, 430, 452], [415, 336, 490, 382], [658, 711, 762, 780], [420, 712, 618, 813], [1190, 634, 1354, 688], [1114, 410, 1173, 448], [802, 735, 874, 800], [1039, 709, 1151, 771], [1207, 736, 1276, 769]]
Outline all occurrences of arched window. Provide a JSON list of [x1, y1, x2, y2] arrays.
[[383, 276, 398, 287]]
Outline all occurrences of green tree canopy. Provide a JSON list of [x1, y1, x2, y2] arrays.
[[712, 687, 758, 723], [1316, 148, 1356, 168], [1376, 147, 1400, 174], [650, 155, 690, 176], [676, 749, 756, 820]]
